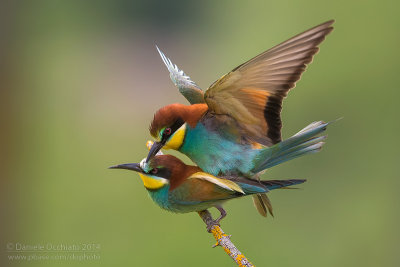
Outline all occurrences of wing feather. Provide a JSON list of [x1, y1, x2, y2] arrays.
[[189, 172, 245, 194], [204, 20, 334, 146], [156, 46, 205, 104]]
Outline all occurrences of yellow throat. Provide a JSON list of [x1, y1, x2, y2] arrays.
[[164, 124, 186, 150], [138, 173, 168, 190]]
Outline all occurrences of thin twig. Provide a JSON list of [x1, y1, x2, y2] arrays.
[[198, 210, 254, 267]]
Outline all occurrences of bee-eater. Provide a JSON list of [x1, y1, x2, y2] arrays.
[[110, 155, 306, 222], [147, 20, 334, 177]]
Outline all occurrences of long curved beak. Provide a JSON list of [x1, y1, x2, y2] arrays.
[[109, 163, 143, 173], [146, 141, 163, 162]]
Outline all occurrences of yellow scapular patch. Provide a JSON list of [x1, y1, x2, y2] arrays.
[[138, 173, 168, 190], [164, 124, 186, 150], [189, 172, 245, 194]]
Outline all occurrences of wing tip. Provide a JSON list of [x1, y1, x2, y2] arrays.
[[155, 44, 173, 70], [316, 19, 335, 31]]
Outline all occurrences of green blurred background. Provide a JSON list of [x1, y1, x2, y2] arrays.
[[1, 0, 399, 266]]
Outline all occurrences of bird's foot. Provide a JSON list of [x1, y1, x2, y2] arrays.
[[206, 219, 221, 233], [198, 207, 227, 233], [206, 206, 227, 232]]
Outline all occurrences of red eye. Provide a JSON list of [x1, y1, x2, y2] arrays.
[[151, 168, 158, 174], [164, 128, 172, 135]]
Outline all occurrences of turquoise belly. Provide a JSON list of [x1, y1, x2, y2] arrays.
[[147, 186, 222, 213]]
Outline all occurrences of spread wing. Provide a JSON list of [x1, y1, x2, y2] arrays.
[[156, 46, 205, 104], [204, 20, 334, 146]]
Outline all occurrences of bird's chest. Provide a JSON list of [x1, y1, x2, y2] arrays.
[[180, 123, 257, 176], [146, 186, 204, 213], [147, 187, 172, 211]]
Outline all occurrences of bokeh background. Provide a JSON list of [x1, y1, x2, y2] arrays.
[[1, 0, 399, 266]]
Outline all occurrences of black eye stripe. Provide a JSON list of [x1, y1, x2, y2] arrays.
[[170, 118, 184, 133], [162, 118, 184, 140], [151, 168, 170, 179]]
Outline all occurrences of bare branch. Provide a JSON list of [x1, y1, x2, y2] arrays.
[[198, 210, 254, 267]]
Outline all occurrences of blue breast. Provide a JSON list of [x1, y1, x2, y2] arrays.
[[180, 123, 258, 176], [146, 185, 220, 213], [147, 186, 172, 211]]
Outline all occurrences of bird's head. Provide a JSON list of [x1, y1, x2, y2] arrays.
[[147, 103, 207, 162], [110, 155, 194, 191], [149, 105, 186, 151]]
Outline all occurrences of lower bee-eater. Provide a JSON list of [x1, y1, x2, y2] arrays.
[[110, 155, 306, 223]]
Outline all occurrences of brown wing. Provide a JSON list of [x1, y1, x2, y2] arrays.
[[172, 172, 244, 202], [204, 20, 334, 146]]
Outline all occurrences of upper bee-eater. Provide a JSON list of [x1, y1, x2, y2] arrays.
[[146, 20, 334, 177], [110, 154, 306, 223]]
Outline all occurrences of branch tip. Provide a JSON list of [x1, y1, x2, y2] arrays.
[[212, 242, 220, 248]]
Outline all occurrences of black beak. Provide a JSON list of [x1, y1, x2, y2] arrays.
[[109, 163, 143, 173], [146, 141, 164, 162]]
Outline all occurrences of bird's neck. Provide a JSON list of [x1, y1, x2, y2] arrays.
[[169, 164, 202, 191], [179, 104, 208, 128]]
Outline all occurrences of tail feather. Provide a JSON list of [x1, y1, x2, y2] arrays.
[[252, 194, 274, 217], [260, 179, 306, 190], [265, 141, 325, 168], [252, 121, 329, 173], [266, 136, 326, 167], [252, 179, 306, 217]]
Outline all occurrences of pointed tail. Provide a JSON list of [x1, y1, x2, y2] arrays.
[[252, 121, 330, 173], [252, 179, 306, 217], [261, 179, 307, 190]]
